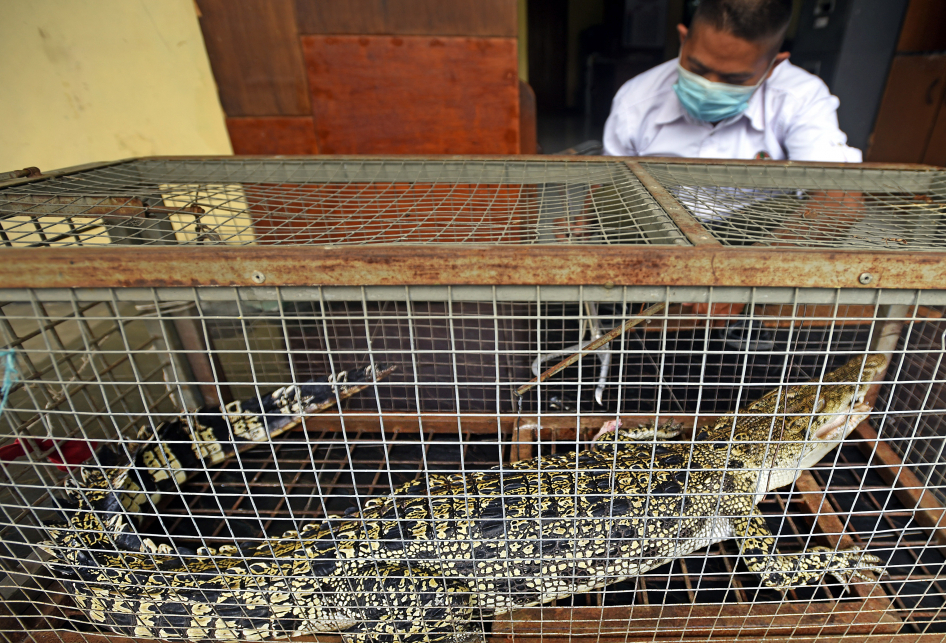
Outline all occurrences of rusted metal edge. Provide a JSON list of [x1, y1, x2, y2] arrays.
[[625, 161, 721, 246], [0, 159, 136, 190], [634, 156, 942, 171], [0, 245, 944, 291], [0, 167, 41, 183], [33, 600, 903, 643], [0, 155, 933, 193], [145, 153, 621, 163], [138, 154, 941, 171]]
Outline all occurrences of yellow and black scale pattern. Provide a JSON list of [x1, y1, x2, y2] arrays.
[[43, 355, 887, 643], [72, 364, 396, 518]]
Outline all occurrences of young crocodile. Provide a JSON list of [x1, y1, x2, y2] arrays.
[[42, 354, 886, 643]]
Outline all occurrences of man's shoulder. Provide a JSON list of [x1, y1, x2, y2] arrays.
[[766, 61, 832, 100], [611, 59, 679, 110]]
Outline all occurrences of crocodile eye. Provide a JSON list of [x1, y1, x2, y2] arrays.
[[813, 396, 825, 413]]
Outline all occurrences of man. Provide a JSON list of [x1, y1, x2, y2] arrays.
[[603, 0, 861, 162], [602, 0, 863, 350]]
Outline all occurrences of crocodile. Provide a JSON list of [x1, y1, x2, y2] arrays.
[[41, 354, 887, 643]]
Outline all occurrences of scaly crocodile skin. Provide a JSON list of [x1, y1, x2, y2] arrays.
[[42, 355, 887, 643]]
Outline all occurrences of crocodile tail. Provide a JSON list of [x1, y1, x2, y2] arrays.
[[46, 364, 397, 540], [41, 365, 395, 638], [114, 363, 397, 514], [41, 509, 338, 641]]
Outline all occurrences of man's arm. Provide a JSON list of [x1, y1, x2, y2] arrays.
[[603, 113, 638, 157], [771, 80, 865, 245], [781, 85, 862, 163], [603, 96, 639, 157]]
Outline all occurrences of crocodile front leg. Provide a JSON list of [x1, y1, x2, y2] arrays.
[[592, 419, 683, 446], [732, 507, 884, 591]]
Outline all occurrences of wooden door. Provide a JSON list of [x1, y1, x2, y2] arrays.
[[867, 54, 946, 163]]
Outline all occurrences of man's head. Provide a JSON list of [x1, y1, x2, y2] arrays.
[[678, 0, 793, 87]]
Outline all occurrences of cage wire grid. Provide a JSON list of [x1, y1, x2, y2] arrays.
[[0, 157, 945, 643], [0, 156, 942, 249], [0, 158, 687, 247], [2, 287, 946, 642], [640, 161, 946, 249]]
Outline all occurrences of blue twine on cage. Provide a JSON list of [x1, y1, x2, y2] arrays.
[[0, 349, 17, 415]]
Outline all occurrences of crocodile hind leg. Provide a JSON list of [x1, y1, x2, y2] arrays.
[[733, 508, 884, 591], [340, 564, 476, 643]]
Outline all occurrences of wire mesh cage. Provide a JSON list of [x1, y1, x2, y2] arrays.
[[1, 156, 946, 643]]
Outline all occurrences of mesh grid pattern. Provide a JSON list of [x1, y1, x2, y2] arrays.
[[642, 162, 946, 249], [0, 159, 685, 247], [2, 156, 946, 643], [1, 286, 946, 642], [878, 308, 946, 502]]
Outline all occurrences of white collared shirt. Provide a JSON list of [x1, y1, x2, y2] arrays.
[[603, 58, 862, 162]]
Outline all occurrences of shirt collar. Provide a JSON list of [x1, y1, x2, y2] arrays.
[[655, 89, 689, 126], [655, 64, 688, 126], [740, 83, 766, 131]]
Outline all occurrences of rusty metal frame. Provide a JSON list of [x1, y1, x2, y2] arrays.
[[0, 159, 134, 190], [137, 154, 942, 171], [0, 155, 943, 290], [625, 161, 721, 246], [0, 244, 942, 291]]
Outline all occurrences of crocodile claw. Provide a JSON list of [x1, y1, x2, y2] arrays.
[[827, 547, 886, 593]]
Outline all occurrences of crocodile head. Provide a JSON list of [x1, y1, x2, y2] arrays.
[[714, 354, 887, 493]]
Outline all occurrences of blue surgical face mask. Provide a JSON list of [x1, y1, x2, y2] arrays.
[[673, 62, 771, 123]]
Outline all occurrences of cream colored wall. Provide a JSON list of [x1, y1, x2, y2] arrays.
[[0, 0, 232, 174]]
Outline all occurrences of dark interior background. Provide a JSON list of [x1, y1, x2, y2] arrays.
[[526, 0, 946, 160]]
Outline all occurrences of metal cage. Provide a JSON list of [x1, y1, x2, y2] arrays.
[[1, 156, 946, 643]]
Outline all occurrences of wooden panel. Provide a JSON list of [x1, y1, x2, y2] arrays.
[[519, 80, 537, 154], [226, 117, 319, 154], [491, 600, 900, 640], [867, 55, 946, 163], [897, 0, 946, 52], [294, 0, 517, 36], [922, 95, 946, 166], [196, 0, 310, 116], [855, 424, 946, 548], [302, 36, 520, 154]]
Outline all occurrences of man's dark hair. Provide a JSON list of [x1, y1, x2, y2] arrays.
[[692, 0, 793, 44]]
